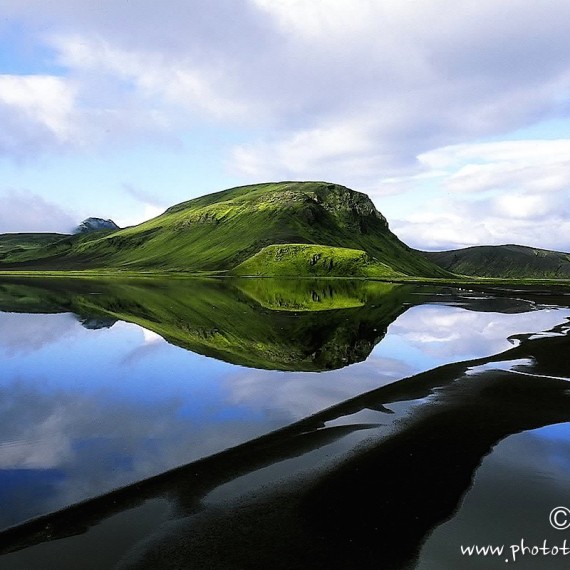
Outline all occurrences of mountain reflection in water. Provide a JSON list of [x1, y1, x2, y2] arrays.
[[0, 277, 569, 569], [0, 277, 417, 371]]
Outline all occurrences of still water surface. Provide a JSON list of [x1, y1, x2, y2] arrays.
[[0, 278, 569, 568]]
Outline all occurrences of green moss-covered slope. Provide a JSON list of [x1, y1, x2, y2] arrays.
[[0, 182, 449, 278], [233, 244, 404, 278], [425, 245, 570, 278]]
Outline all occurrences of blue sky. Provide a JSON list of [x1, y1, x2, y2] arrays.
[[0, 0, 569, 251]]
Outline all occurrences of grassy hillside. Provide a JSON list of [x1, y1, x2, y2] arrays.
[[0, 233, 68, 263], [233, 244, 404, 278], [0, 182, 449, 278], [425, 245, 570, 278]]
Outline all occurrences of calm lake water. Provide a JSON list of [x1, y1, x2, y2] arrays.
[[0, 277, 569, 569]]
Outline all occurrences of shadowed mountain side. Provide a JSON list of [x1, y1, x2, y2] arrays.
[[1, 314, 569, 569], [0, 277, 417, 371], [425, 244, 570, 278]]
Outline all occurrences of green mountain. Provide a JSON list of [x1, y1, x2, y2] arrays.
[[0, 182, 449, 277], [424, 244, 570, 278]]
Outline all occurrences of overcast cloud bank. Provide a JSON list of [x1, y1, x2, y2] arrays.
[[0, 1, 569, 249]]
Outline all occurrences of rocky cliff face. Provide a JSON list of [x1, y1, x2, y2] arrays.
[[246, 182, 389, 234], [74, 217, 120, 234], [313, 183, 387, 223], [308, 183, 389, 232]]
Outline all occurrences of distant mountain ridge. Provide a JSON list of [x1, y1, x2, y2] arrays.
[[424, 244, 570, 278]]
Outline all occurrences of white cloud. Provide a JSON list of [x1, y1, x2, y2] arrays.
[[116, 183, 168, 227], [0, 189, 76, 233], [114, 203, 165, 229], [0, 74, 78, 155], [0, 313, 78, 355], [226, 362, 403, 422], [0, 408, 72, 469], [252, 0, 381, 40], [1, 1, 570, 249], [0, 75, 75, 138], [394, 202, 570, 251], [419, 140, 570, 195], [420, 140, 570, 170], [393, 305, 568, 360], [4, 0, 570, 167], [230, 1, 570, 176], [492, 193, 555, 220], [52, 34, 249, 121], [390, 139, 570, 250], [230, 119, 386, 188], [141, 328, 164, 345]]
